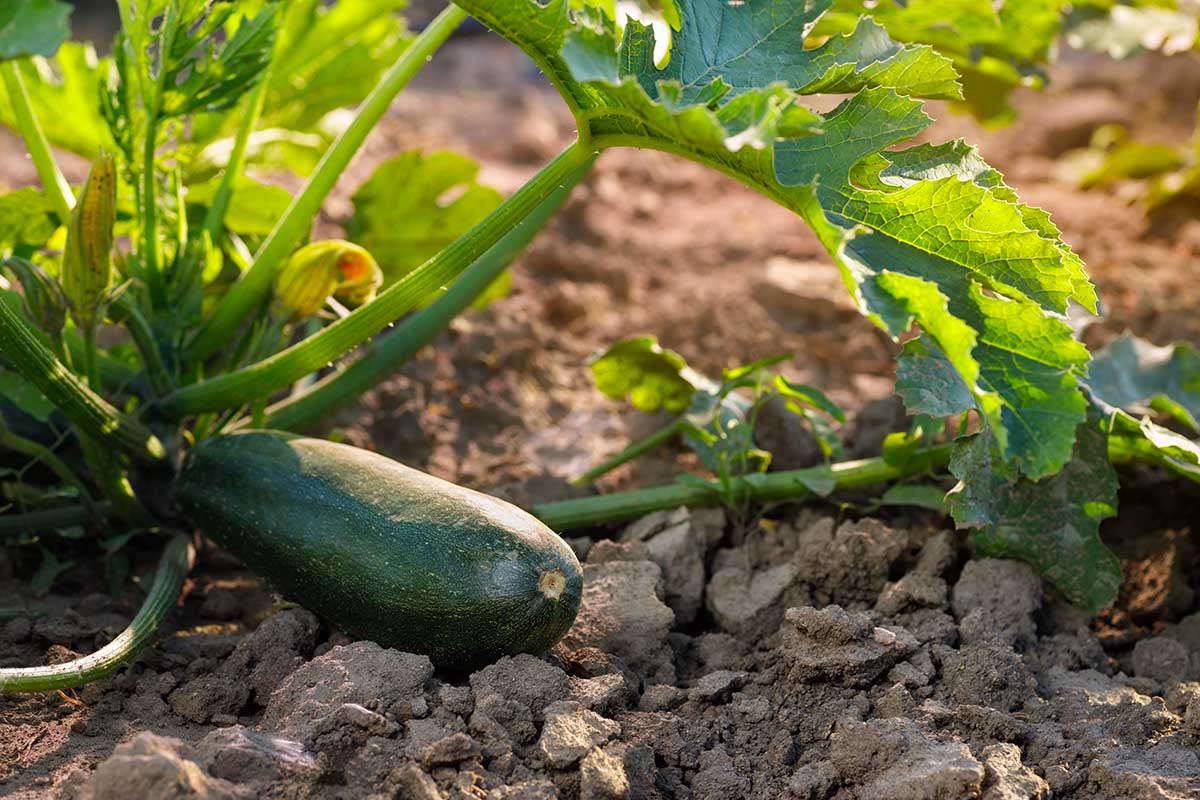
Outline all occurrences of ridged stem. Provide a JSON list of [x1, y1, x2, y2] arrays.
[[165, 139, 596, 416], [0, 536, 193, 693], [0, 296, 165, 463]]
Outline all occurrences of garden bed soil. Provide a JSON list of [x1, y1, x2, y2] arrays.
[[2, 32, 1200, 800]]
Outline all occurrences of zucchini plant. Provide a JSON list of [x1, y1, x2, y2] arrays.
[[0, 0, 1197, 691]]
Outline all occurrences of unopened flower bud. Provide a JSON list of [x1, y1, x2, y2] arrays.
[[274, 240, 382, 320]]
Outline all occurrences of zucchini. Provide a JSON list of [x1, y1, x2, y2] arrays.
[[176, 430, 583, 669]]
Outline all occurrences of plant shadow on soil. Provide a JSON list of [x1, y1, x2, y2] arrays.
[[2, 35, 1200, 800]]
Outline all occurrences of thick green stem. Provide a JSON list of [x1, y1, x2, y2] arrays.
[[165, 140, 596, 416], [571, 419, 683, 485], [263, 153, 595, 431], [0, 535, 193, 692], [0, 503, 112, 540], [0, 297, 165, 463], [141, 113, 167, 309], [0, 61, 74, 223], [0, 427, 95, 511], [186, 5, 468, 363], [202, 52, 273, 240], [534, 444, 956, 530]]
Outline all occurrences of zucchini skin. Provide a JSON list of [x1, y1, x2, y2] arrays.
[[177, 430, 583, 669]]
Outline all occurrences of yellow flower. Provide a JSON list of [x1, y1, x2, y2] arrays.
[[274, 240, 382, 320], [62, 152, 116, 331]]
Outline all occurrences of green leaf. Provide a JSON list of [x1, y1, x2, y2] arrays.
[[878, 483, 948, 512], [948, 420, 1122, 613], [263, 0, 412, 133], [1085, 333, 1200, 432], [0, 0, 71, 60], [348, 150, 504, 288], [773, 376, 846, 422], [895, 337, 977, 417], [158, 2, 279, 118], [1109, 411, 1200, 483], [0, 187, 59, 252], [589, 336, 697, 413], [459, 0, 1096, 480], [0, 42, 113, 158], [187, 175, 293, 237], [30, 545, 74, 595], [815, 0, 1062, 126], [0, 368, 56, 421]]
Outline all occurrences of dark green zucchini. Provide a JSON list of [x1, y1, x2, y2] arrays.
[[176, 429, 583, 669]]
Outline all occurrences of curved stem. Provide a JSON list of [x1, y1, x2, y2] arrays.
[[0, 536, 193, 693], [165, 140, 596, 416], [262, 152, 595, 431], [534, 444, 956, 530], [0, 296, 165, 463], [0, 61, 74, 224], [186, 4, 469, 364]]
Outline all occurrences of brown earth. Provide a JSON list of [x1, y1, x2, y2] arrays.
[[2, 28, 1200, 800]]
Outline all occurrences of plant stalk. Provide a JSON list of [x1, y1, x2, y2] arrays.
[[262, 153, 595, 431], [0, 535, 193, 692], [186, 4, 469, 363], [0, 61, 74, 223], [165, 140, 597, 416], [534, 444, 956, 530], [0, 297, 165, 462]]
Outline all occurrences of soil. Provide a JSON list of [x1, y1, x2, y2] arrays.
[[3, 25, 1200, 800]]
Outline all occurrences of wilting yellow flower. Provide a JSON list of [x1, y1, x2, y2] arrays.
[[274, 240, 382, 320], [62, 152, 116, 331]]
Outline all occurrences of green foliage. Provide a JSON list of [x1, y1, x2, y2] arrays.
[[589, 336, 697, 413], [814, 0, 1063, 126], [349, 151, 504, 289], [0, 0, 71, 60], [949, 419, 1121, 613], [459, 0, 1096, 484], [1086, 333, 1200, 431], [586, 338, 845, 483], [0, 189, 58, 252], [0, 43, 113, 158]]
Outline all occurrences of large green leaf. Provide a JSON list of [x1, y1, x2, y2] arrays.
[[348, 150, 504, 287], [948, 420, 1121, 613], [458, 0, 1094, 478], [0, 0, 71, 60]]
